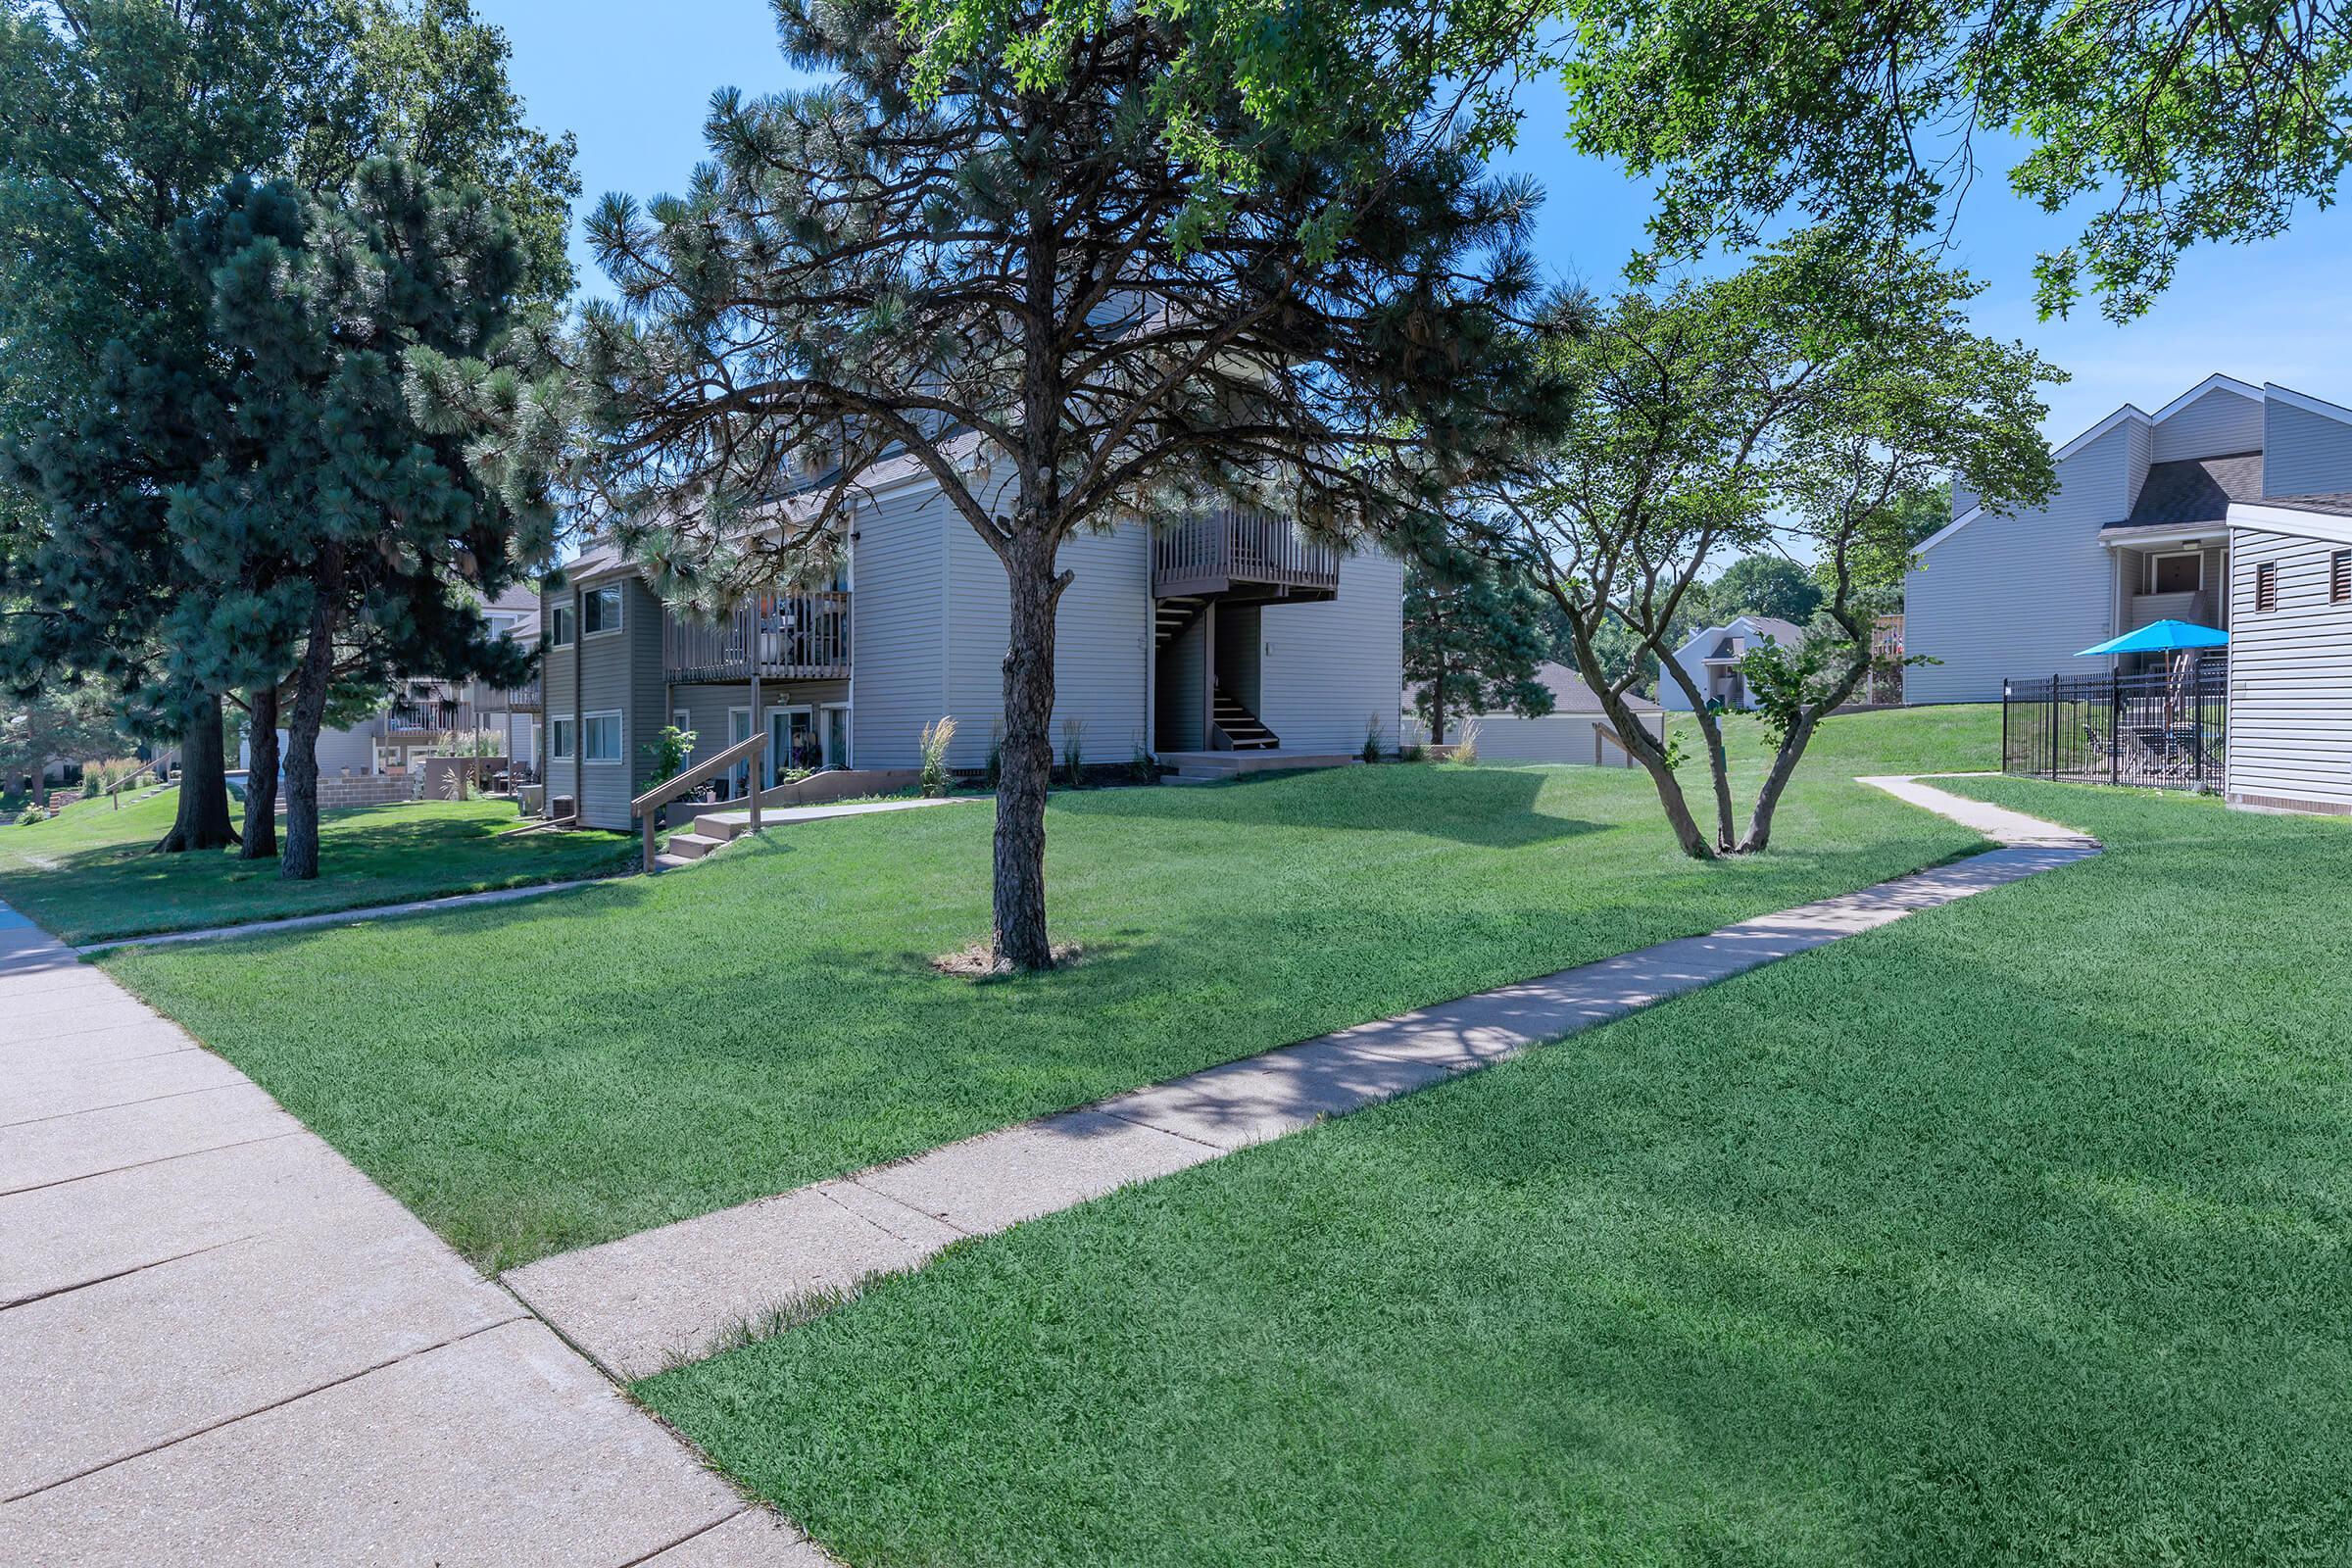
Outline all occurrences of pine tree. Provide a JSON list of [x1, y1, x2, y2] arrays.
[[538, 0, 1567, 970], [0, 0, 573, 858], [1402, 553, 1554, 745], [172, 165, 549, 879]]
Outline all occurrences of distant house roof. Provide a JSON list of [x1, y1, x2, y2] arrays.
[[1404, 662, 1659, 718], [1671, 614, 1805, 663], [2109, 453, 2264, 529], [1534, 662, 1659, 714]]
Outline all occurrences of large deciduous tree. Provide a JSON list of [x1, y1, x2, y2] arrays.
[[547, 0, 1565, 970], [1481, 233, 2055, 857]]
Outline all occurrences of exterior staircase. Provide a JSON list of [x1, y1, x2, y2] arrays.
[[654, 806, 761, 868], [1153, 596, 1205, 649], [1211, 686, 1279, 750]]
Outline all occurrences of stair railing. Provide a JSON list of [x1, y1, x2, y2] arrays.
[[630, 730, 769, 873]]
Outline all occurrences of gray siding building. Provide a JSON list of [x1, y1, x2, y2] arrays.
[[539, 474, 1407, 829], [1904, 376, 2352, 706]]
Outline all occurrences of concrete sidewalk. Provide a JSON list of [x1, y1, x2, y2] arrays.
[[0, 904, 823, 1566], [507, 776, 2101, 1381]]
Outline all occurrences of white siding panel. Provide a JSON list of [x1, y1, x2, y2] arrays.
[[1257, 546, 1405, 753], [2263, 399, 2352, 498], [2152, 386, 2263, 460], [2228, 527, 2352, 810], [1905, 421, 2134, 702]]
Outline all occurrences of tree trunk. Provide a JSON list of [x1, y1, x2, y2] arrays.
[[279, 565, 343, 881], [1430, 666, 1448, 746], [991, 530, 1066, 971], [1654, 642, 1739, 852], [240, 686, 279, 859], [1560, 613, 1714, 858], [1738, 649, 1870, 855], [154, 695, 238, 853]]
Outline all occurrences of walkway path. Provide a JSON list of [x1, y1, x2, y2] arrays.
[[508, 776, 2100, 1380], [0, 904, 823, 1566]]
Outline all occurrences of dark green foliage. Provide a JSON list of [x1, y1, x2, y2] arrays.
[[1707, 554, 1821, 626], [0, 0, 572, 861], [1403, 550, 1555, 744], [172, 162, 549, 879]]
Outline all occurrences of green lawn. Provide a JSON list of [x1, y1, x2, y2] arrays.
[[0, 788, 634, 944], [102, 706, 1994, 1270], [638, 779, 2352, 1567]]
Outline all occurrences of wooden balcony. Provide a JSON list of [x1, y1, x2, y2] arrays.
[[1152, 509, 1341, 601], [664, 591, 853, 682]]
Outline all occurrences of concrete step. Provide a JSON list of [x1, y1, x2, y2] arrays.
[[662, 831, 727, 861], [691, 811, 752, 842], [653, 852, 699, 870]]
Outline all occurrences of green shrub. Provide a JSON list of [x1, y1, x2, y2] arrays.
[[17, 804, 49, 826], [919, 715, 957, 797], [1060, 717, 1085, 786], [1452, 715, 1481, 767], [1130, 743, 1155, 783], [1360, 713, 1385, 764]]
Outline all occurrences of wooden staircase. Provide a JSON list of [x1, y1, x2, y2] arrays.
[[1212, 686, 1279, 750], [1153, 596, 1205, 649]]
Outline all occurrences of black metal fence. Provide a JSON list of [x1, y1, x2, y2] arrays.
[[2002, 665, 2227, 792]]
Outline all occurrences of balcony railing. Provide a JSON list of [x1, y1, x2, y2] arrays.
[[383, 696, 462, 734], [1152, 508, 1341, 600], [663, 591, 853, 682]]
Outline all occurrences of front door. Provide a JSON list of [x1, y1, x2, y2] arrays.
[[823, 707, 850, 769], [767, 707, 815, 784]]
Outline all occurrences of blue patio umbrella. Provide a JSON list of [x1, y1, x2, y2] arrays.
[[2076, 618, 2229, 658]]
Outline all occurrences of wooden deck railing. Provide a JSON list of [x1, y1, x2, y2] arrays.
[[631, 730, 770, 873], [664, 592, 852, 681], [1152, 508, 1341, 598]]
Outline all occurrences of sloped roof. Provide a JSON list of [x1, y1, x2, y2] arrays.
[[2111, 452, 2264, 528], [1737, 614, 1806, 644], [1535, 662, 1660, 713], [2261, 489, 2352, 518]]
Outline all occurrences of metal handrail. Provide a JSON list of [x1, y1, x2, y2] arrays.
[[632, 730, 770, 872]]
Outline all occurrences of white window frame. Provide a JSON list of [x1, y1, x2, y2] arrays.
[[548, 604, 574, 648], [820, 702, 852, 768], [582, 584, 624, 640], [581, 710, 625, 766], [548, 716, 576, 760]]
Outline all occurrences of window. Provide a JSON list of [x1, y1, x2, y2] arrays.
[[549, 717, 575, 760], [548, 605, 574, 648], [582, 711, 623, 764], [673, 709, 693, 739], [2151, 553, 2202, 594], [2334, 551, 2351, 605], [2255, 561, 2278, 612], [583, 584, 623, 637]]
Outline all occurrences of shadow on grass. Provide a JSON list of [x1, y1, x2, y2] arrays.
[[1060, 765, 1608, 850]]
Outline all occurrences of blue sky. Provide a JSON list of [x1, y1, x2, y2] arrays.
[[479, 0, 2352, 446]]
